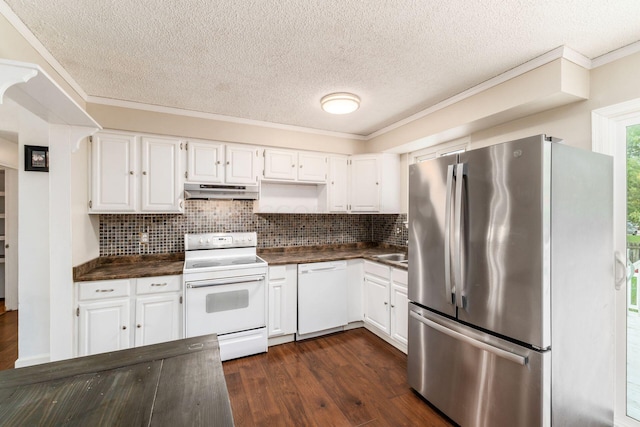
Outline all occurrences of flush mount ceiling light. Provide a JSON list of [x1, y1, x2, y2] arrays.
[[320, 92, 360, 114]]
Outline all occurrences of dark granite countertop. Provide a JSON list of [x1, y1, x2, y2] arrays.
[[258, 243, 408, 270], [73, 243, 408, 282], [73, 253, 185, 282]]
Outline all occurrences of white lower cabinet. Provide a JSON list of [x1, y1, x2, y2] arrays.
[[76, 275, 182, 356], [390, 268, 408, 346], [267, 265, 297, 338], [363, 261, 408, 352], [78, 298, 131, 356], [135, 294, 181, 347]]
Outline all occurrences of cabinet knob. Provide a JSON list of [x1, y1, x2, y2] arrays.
[[300, 165, 303, 168], [142, 171, 147, 175], [137, 324, 141, 329], [4, 244, 8, 249], [376, 182, 379, 185], [129, 171, 134, 175], [384, 301, 388, 305], [291, 164, 295, 168], [331, 181, 334, 185], [216, 161, 221, 164], [226, 161, 230, 165], [122, 326, 127, 330], [391, 304, 395, 308]]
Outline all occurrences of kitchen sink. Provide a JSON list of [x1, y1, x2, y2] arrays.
[[376, 253, 408, 262]]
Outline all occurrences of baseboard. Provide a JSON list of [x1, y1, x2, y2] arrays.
[[363, 324, 407, 354], [14, 353, 50, 368], [268, 334, 295, 347]]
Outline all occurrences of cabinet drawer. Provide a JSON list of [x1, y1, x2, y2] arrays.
[[364, 261, 390, 280], [78, 280, 130, 301], [136, 275, 182, 294], [269, 265, 287, 281], [392, 268, 408, 287]]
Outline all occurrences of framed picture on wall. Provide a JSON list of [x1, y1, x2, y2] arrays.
[[25, 145, 49, 172]]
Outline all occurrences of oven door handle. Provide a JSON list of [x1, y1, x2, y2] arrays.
[[186, 274, 265, 288]]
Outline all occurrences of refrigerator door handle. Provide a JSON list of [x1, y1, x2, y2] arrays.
[[453, 163, 466, 309], [409, 310, 529, 366], [444, 164, 455, 304], [614, 250, 630, 291]]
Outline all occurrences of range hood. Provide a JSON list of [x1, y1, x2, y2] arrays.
[[184, 183, 259, 200]]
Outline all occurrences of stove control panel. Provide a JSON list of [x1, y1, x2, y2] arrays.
[[184, 232, 257, 250]]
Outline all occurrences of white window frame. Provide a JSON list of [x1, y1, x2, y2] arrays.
[[410, 136, 470, 164], [592, 98, 640, 427]]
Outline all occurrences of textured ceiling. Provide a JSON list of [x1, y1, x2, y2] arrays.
[[4, 0, 640, 136]]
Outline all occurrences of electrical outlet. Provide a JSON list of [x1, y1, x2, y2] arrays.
[[140, 232, 149, 244], [396, 227, 401, 234]]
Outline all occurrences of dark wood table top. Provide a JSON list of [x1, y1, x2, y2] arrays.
[[0, 334, 234, 426]]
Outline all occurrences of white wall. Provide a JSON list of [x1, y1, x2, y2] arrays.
[[16, 105, 51, 367], [0, 135, 17, 168]]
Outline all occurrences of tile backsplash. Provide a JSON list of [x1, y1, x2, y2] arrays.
[[99, 200, 407, 256]]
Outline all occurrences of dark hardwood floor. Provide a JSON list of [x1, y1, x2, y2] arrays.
[[223, 328, 452, 427], [0, 306, 18, 371], [0, 311, 450, 425]]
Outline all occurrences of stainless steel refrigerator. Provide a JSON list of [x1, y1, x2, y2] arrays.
[[408, 135, 614, 426]]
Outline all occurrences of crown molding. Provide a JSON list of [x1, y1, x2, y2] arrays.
[[591, 40, 640, 69], [86, 96, 367, 140], [366, 46, 592, 140]]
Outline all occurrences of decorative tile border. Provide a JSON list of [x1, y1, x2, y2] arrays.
[[99, 200, 407, 256]]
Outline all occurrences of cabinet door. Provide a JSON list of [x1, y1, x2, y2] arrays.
[[226, 145, 258, 184], [78, 299, 131, 356], [135, 294, 181, 347], [90, 132, 137, 212], [364, 274, 390, 333], [186, 141, 224, 183], [268, 265, 297, 337], [329, 156, 349, 212], [350, 155, 380, 212], [298, 152, 327, 182], [141, 137, 182, 212], [264, 149, 297, 180], [391, 283, 408, 346]]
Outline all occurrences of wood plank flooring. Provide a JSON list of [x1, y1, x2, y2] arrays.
[[0, 307, 17, 371], [223, 329, 453, 427]]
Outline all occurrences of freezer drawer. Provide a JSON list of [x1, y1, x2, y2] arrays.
[[408, 305, 550, 427]]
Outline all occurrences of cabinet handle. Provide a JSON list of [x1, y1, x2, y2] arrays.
[[129, 171, 134, 175], [122, 326, 127, 330], [151, 283, 168, 287], [142, 171, 147, 175], [137, 324, 141, 328], [179, 200, 183, 209], [95, 289, 114, 293]]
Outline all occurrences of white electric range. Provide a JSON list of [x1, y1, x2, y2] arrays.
[[183, 232, 268, 361]]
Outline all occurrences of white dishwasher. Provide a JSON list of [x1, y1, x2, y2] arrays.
[[297, 260, 348, 336]]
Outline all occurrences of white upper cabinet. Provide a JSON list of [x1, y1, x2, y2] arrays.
[[328, 153, 400, 213], [328, 155, 349, 212], [186, 141, 258, 185], [297, 152, 327, 182], [226, 144, 259, 184], [90, 131, 184, 214], [263, 148, 327, 183], [186, 140, 224, 183], [90, 132, 137, 212], [350, 155, 380, 212], [264, 148, 297, 181], [141, 137, 182, 212]]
